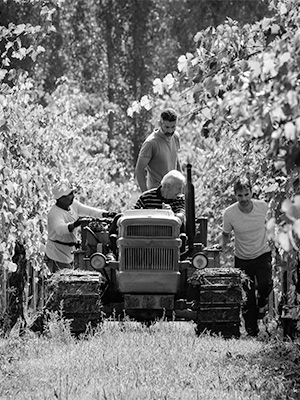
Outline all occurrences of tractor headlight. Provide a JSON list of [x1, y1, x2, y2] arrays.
[[90, 252, 106, 271], [192, 252, 208, 270]]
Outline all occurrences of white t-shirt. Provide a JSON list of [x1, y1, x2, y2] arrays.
[[45, 200, 104, 263], [223, 199, 271, 260]]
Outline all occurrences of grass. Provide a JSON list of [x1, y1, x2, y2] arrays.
[[0, 316, 300, 400]]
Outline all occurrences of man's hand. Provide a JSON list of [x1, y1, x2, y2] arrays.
[[162, 202, 172, 210], [217, 231, 230, 248], [75, 217, 91, 227], [102, 211, 118, 218], [68, 217, 91, 232], [210, 243, 222, 250], [174, 216, 182, 225]]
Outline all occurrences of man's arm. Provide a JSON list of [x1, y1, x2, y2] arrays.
[[174, 132, 182, 172], [135, 155, 150, 192], [134, 195, 145, 209], [75, 200, 107, 218], [170, 197, 185, 223], [217, 231, 230, 248], [176, 158, 182, 173]]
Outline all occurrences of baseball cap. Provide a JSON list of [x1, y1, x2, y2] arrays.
[[52, 179, 75, 200]]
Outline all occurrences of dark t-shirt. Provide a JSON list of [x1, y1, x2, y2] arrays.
[[134, 186, 185, 217]]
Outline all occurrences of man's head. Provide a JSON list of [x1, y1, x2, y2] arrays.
[[52, 179, 75, 207], [161, 170, 186, 199], [160, 108, 177, 139], [161, 108, 177, 122], [233, 177, 252, 208]]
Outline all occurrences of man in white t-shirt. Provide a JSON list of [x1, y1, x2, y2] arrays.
[[218, 177, 273, 337], [45, 179, 108, 272]]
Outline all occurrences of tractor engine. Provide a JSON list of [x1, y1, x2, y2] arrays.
[[115, 209, 186, 294]]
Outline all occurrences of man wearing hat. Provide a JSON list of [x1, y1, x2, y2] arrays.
[[45, 179, 108, 272]]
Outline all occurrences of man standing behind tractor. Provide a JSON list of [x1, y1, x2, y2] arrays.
[[135, 108, 182, 192], [45, 179, 108, 273], [218, 176, 273, 337]]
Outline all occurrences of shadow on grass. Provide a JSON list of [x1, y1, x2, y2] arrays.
[[237, 320, 300, 400]]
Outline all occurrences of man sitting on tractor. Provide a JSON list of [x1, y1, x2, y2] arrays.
[[134, 169, 186, 225], [109, 170, 186, 237]]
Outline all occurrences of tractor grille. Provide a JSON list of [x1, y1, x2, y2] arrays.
[[123, 247, 176, 270], [126, 225, 173, 238]]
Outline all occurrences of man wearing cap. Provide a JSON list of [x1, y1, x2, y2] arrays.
[[45, 179, 107, 272]]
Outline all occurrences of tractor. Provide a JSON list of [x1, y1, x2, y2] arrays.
[[42, 164, 244, 337]]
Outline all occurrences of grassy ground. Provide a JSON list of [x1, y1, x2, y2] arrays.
[[0, 317, 300, 400]]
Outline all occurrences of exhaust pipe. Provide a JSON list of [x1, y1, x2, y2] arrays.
[[185, 163, 195, 250], [181, 163, 208, 262]]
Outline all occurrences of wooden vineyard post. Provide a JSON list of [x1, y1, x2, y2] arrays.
[[33, 269, 38, 311], [1, 266, 7, 315], [40, 273, 45, 309], [24, 262, 30, 311]]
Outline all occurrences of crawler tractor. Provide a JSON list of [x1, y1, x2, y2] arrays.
[[44, 164, 244, 337]]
